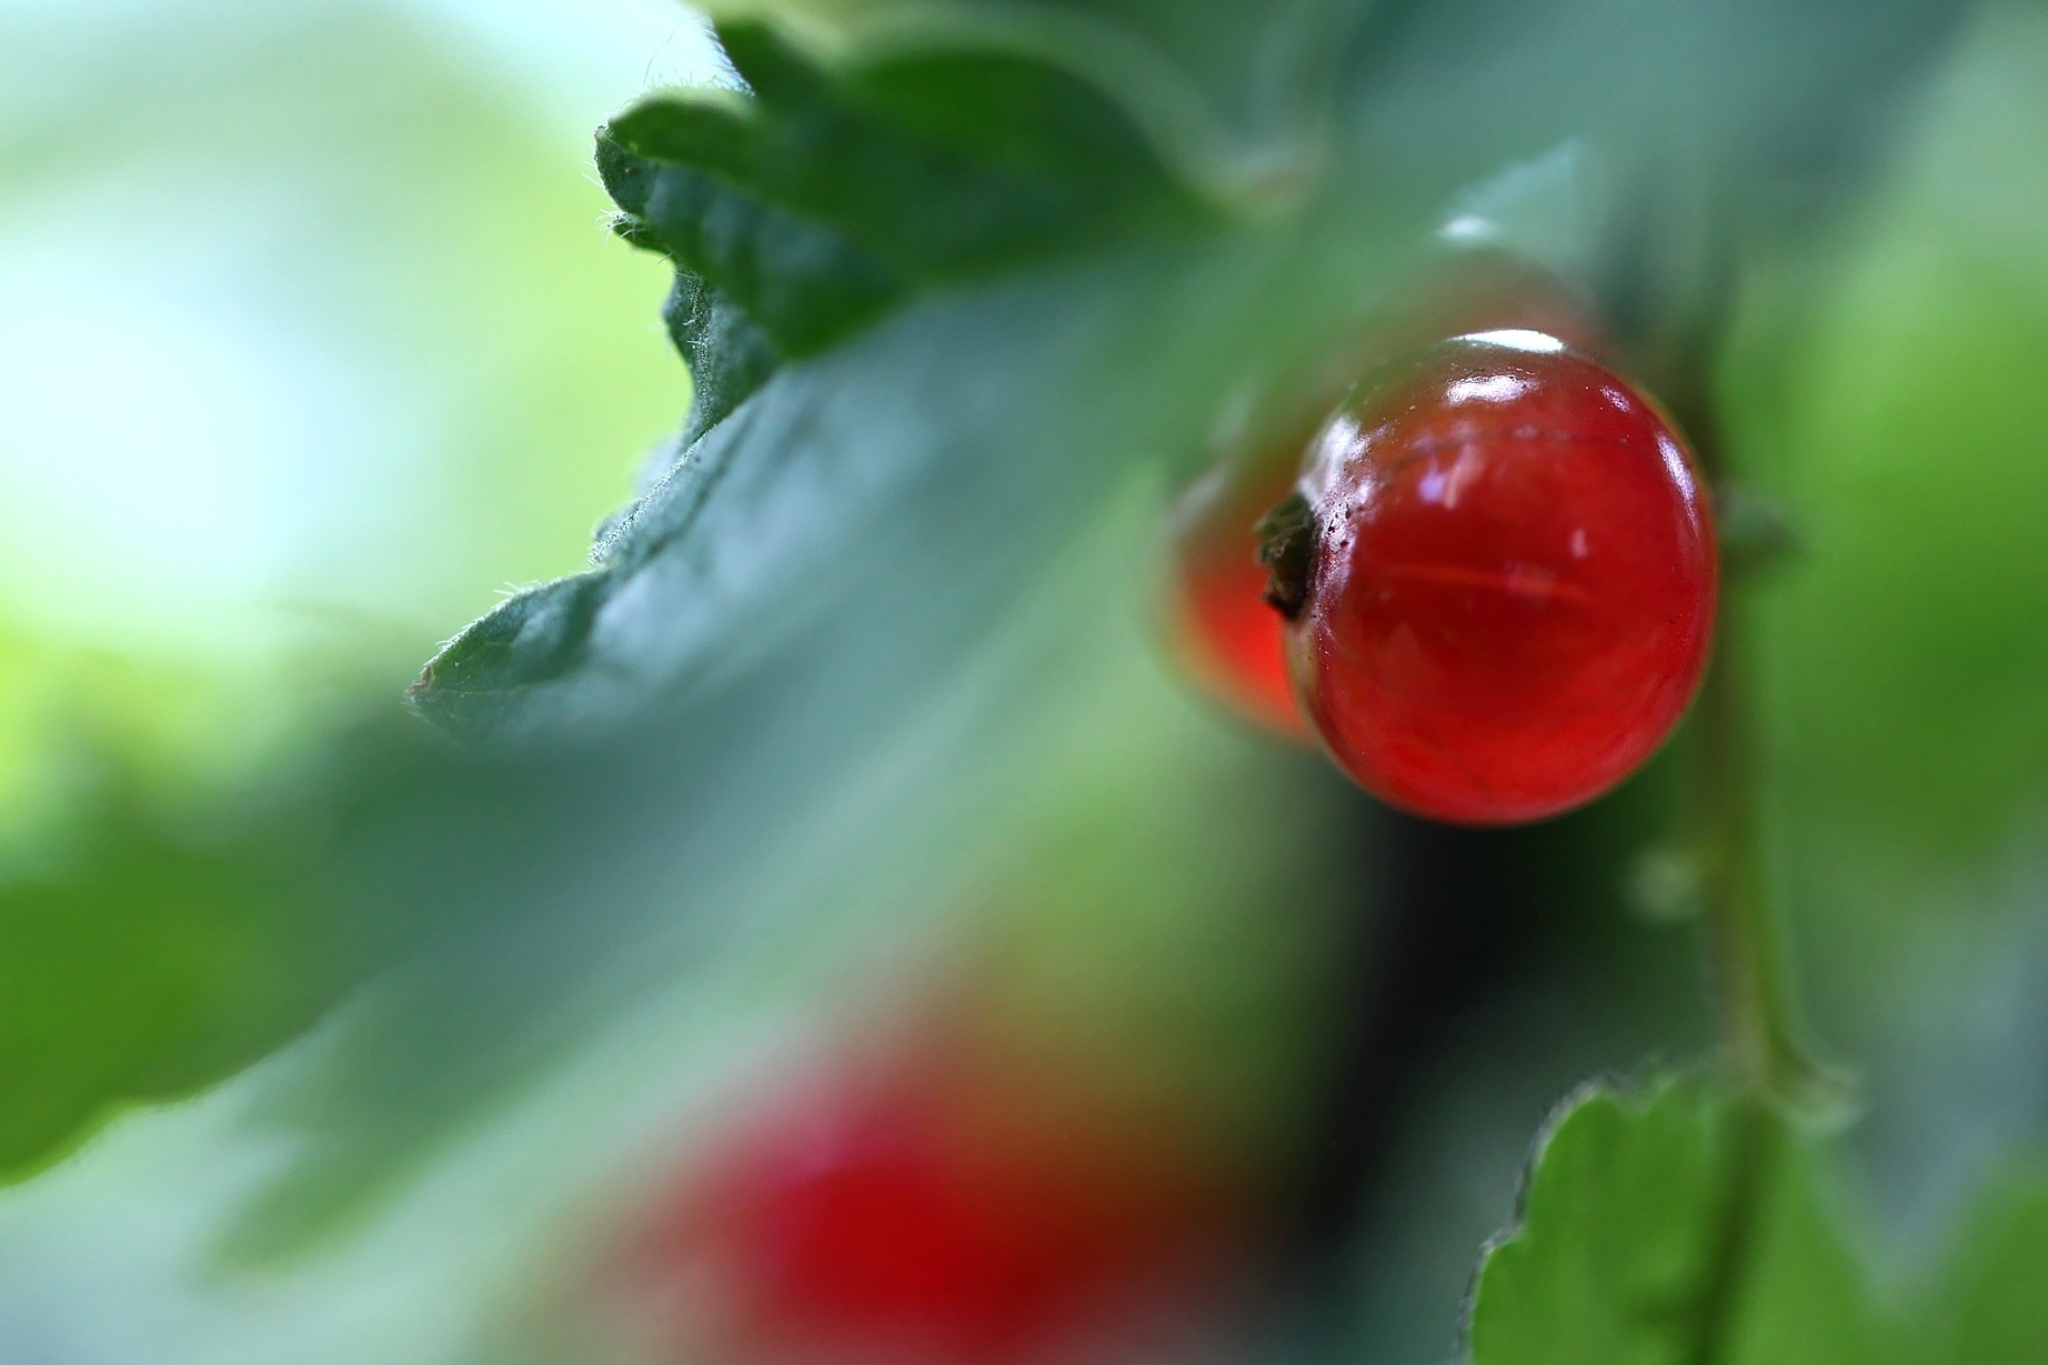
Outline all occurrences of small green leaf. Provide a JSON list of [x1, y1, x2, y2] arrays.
[[702, 0, 1371, 178], [595, 17, 1210, 357], [1465, 1078, 1899, 1365], [598, 124, 906, 354], [408, 574, 613, 732]]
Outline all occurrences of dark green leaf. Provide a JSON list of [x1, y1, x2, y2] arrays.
[[598, 123, 906, 354], [662, 269, 782, 449], [594, 16, 1212, 357]]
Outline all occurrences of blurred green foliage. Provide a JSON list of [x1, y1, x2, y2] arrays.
[[1725, 4, 2048, 1223], [1935, 1164, 2048, 1363], [1743, 4, 2048, 887], [0, 780, 323, 1175], [0, 0, 679, 1232]]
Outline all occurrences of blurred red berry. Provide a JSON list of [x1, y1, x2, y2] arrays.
[[618, 1060, 1243, 1365], [1166, 457, 1315, 740], [1270, 331, 1715, 825]]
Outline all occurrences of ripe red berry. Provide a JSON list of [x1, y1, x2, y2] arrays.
[[1267, 331, 1715, 825], [1163, 253, 1606, 742], [616, 1060, 1240, 1365], [1166, 455, 1316, 739]]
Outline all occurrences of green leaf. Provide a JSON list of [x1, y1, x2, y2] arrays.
[[661, 269, 783, 449], [1467, 1082, 2048, 1365], [406, 574, 613, 733], [224, 486, 1373, 1259], [0, 778, 341, 1178], [598, 126, 904, 355], [409, 226, 1432, 736], [1465, 1078, 1900, 1365], [700, 0, 1383, 178], [595, 17, 1211, 357]]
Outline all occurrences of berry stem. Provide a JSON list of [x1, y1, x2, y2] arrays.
[[1690, 604, 1810, 1100], [1255, 491, 1316, 619], [1653, 320, 1821, 1106]]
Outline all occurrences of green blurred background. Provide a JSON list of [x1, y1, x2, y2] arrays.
[[0, 0, 695, 799]]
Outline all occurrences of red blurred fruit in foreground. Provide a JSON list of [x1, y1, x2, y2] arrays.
[[1270, 331, 1715, 825], [618, 1063, 1241, 1365], [1163, 253, 1605, 741]]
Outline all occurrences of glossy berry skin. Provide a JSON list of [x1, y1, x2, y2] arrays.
[[1279, 332, 1715, 825], [1164, 253, 1605, 742], [618, 1065, 1235, 1365]]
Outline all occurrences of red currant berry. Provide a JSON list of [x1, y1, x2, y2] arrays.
[[1163, 254, 1605, 742], [1269, 331, 1716, 825], [617, 1062, 1238, 1365], [1166, 455, 1315, 740]]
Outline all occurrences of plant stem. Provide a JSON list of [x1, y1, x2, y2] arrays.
[[1690, 606, 1810, 1099], [1637, 242, 1818, 1103]]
